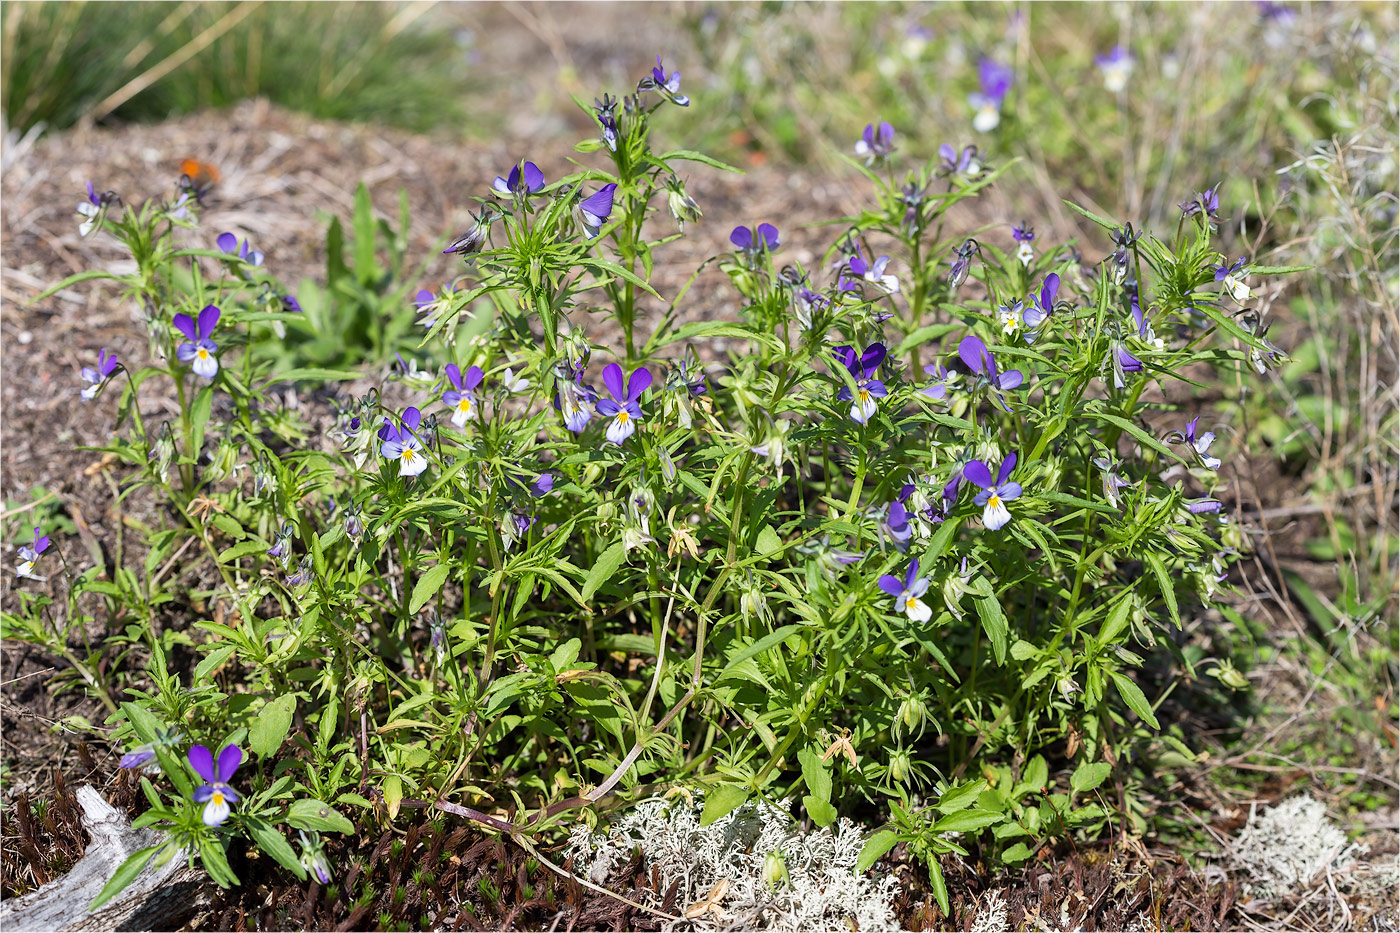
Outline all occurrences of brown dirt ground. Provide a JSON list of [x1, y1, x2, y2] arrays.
[[1, 9, 1396, 926]]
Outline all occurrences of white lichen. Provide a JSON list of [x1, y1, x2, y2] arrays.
[[970, 889, 1010, 933], [566, 794, 900, 931], [1229, 793, 1366, 898]]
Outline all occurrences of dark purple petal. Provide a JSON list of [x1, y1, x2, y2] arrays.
[[626, 366, 652, 401], [878, 574, 905, 597], [506, 164, 522, 191], [532, 474, 554, 496], [958, 335, 991, 375], [831, 345, 858, 374], [172, 313, 198, 341], [196, 305, 221, 340], [216, 232, 238, 253], [995, 452, 1018, 486], [463, 365, 484, 390], [445, 363, 464, 391], [215, 743, 243, 782], [859, 342, 887, 377], [1039, 273, 1059, 312], [403, 407, 422, 431], [996, 481, 1023, 501], [904, 558, 921, 590], [580, 183, 617, 222], [757, 223, 780, 250], [995, 369, 1025, 391], [730, 226, 753, 250], [595, 398, 622, 417], [963, 459, 994, 489], [188, 744, 216, 783], [521, 161, 545, 192], [602, 362, 626, 400], [193, 785, 213, 802]]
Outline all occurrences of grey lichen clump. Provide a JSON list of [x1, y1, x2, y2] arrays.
[[567, 795, 900, 931], [1230, 793, 1365, 898]]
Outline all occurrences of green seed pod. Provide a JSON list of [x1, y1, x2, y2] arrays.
[[761, 851, 788, 891]]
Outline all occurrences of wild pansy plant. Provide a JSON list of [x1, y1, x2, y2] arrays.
[[14, 55, 1298, 913]]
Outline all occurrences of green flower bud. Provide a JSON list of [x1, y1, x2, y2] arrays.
[[761, 851, 788, 891]]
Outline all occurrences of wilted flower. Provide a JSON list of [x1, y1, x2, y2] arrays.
[[266, 521, 295, 570], [216, 232, 264, 267], [442, 363, 485, 427], [948, 238, 981, 289], [285, 556, 314, 587], [173, 305, 222, 380], [576, 183, 618, 239], [879, 559, 933, 622], [443, 206, 496, 258], [832, 342, 888, 424], [119, 728, 183, 775], [938, 144, 982, 177], [964, 452, 1023, 531], [664, 175, 701, 229], [1109, 340, 1144, 390], [941, 557, 975, 620], [594, 93, 621, 150], [378, 407, 430, 477], [15, 526, 50, 580], [80, 348, 120, 401], [188, 743, 244, 827], [1095, 45, 1135, 93], [641, 56, 689, 106], [1179, 183, 1222, 222], [854, 122, 896, 164], [1092, 455, 1134, 507], [1212, 257, 1251, 303], [76, 182, 120, 237], [1109, 223, 1138, 285], [969, 58, 1013, 132], [595, 363, 652, 444], [298, 830, 332, 885]]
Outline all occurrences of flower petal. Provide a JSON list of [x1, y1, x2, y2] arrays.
[[216, 744, 243, 783], [172, 313, 198, 341], [962, 459, 993, 489], [601, 362, 625, 401], [626, 366, 652, 401], [188, 744, 216, 783], [196, 305, 221, 339], [996, 452, 1018, 486]]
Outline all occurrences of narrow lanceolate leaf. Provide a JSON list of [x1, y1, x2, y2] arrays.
[[1144, 552, 1181, 628], [89, 844, 161, 910], [972, 586, 1009, 665], [1110, 672, 1161, 729], [409, 563, 451, 614], [581, 541, 627, 604]]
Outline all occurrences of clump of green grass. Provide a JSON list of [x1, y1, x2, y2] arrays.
[[1, 1, 469, 135]]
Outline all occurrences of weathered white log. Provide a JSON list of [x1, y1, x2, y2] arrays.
[[0, 785, 211, 932]]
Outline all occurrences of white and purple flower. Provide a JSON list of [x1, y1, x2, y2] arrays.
[[958, 335, 1024, 410], [188, 742, 243, 827], [1095, 45, 1135, 93], [1212, 257, 1252, 303], [879, 559, 933, 623], [174, 305, 222, 380], [964, 452, 1023, 531], [379, 407, 430, 477], [854, 122, 896, 164], [216, 232, 264, 267], [442, 363, 485, 427], [595, 363, 652, 445], [969, 58, 1013, 132], [15, 526, 50, 580], [493, 160, 546, 199], [577, 183, 618, 239], [80, 348, 120, 401], [833, 342, 888, 424]]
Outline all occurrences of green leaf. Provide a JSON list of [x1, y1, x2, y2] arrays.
[[700, 784, 749, 826], [1091, 411, 1180, 461], [268, 368, 364, 384], [199, 835, 239, 888], [1071, 759, 1112, 794], [721, 624, 801, 675], [190, 385, 214, 456], [659, 149, 745, 173], [286, 798, 355, 834], [972, 585, 1009, 665], [1096, 598, 1133, 649], [243, 815, 307, 880], [89, 844, 160, 910], [194, 644, 237, 681], [935, 779, 986, 814], [798, 746, 832, 803], [409, 563, 451, 614], [1063, 200, 1119, 232], [931, 808, 1004, 833], [928, 858, 950, 915], [855, 829, 899, 873], [1000, 842, 1034, 864], [755, 525, 782, 557], [581, 541, 628, 604], [803, 795, 838, 828], [1144, 552, 1180, 628], [249, 694, 297, 758], [1110, 672, 1161, 729]]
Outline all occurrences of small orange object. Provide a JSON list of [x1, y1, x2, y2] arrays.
[[179, 158, 221, 197]]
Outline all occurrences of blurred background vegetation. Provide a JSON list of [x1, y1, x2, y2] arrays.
[[4, 0, 1396, 832]]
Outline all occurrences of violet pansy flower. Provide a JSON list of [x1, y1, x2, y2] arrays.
[[643, 56, 689, 106], [969, 58, 1013, 132], [594, 94, 620, 150], [920, 362, 957, 399], [444, 207, 496, 258], [15, 526, 50, 580], [1021, 272, 1059, 344], [964, 452, 1023, 531], [1095, 46, 1135, 93], [1012, 222, 1035, 267], [879, 558, 933, 623], [216, 232, 264, 267], [77, 182, 119, 237], [442, 363, 485, 427], [832, 342, 888, 424], [493, 160, 546, 199], [553, 362, 596, 433], [948, 238, 980, 289], [843, 247, 900, 294], [1109, 341, 1144, 390], [854, 122, 896, 164], [378, 407, 429, 476], [174, 305, 222, 380], [595, 363, 652, 445], [80, 348, 120, 401], [938, 144, 982, 177], [1179, 416, 1222, 470], [730, 223, 780, 266], [1212, 257, 1251, 303], [1179, 183, 1221, 222], [577, 183, 618, 239], [188, 743, 243, 827], [958, 335, 1024, 410]]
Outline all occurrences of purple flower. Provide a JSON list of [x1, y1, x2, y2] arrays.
[[379, 407, 429, 476], [1110, 341, 1143, 390], [1012, 222, 1035, 267], [938, 144, 982, 177], [577, 183, 618, 239], [1179, 183, 1222, 222], [1092, 456, 1134, 508], [16, 526, 50, 579], [594, 94, 621, 150], [443, 363, 484, 427], [1109, 223, 1139, 285], [188, 743, 243, 827], [1187, 498, 1223, 514], [215, 232, 264, 267], [1095, 46, 1135, 93], [174, 305, 222, 380], [1021, 272, 1059, 343], [493, 160, 546, 198], [285, 556, 314, 587], [970, 58, 1013, 132], [120, 744, 157, 771], [920, 363, 955, 400], [832, 342, 888, 424], [444, 207, 495, 257], [964, 453, 1022, 531], [553, 363, 596, 433], [595, 363, 652, 444], [854, 122, 896, 163], [882, 499, 913, 550], [1212, 257, 1251, 302], [948, 239, 980, 289], [299, 831, 332, 885], [843, 247, 900, 294], [958, 335, 1024, 409], [280, 294, 302, 314], [267, 522, 294, 569], [643, 56, 689, 106], [730, 223, 780, 265], [879, 559, 933, 622], [76, 182, 119, 237], [80, 348, 120, 401], [1181, 416, 1221, 470]]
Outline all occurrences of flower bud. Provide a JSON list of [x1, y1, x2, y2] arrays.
[[888, 747, 913, 784], [583, 463, 605, 487], [762, 851, 788, 891], [1210, 659, 1249, 691]]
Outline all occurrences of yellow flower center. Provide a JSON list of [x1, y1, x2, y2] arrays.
[[211, 791, 225, 805], [401, 448, 417, 462], [197, 348, 209, 359], [858, 389, 870, 403], [617, 411, 630, 423], [988, 494, 1002, 508], [905, 597, 917, 610], [458, 398, 471, 412]]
